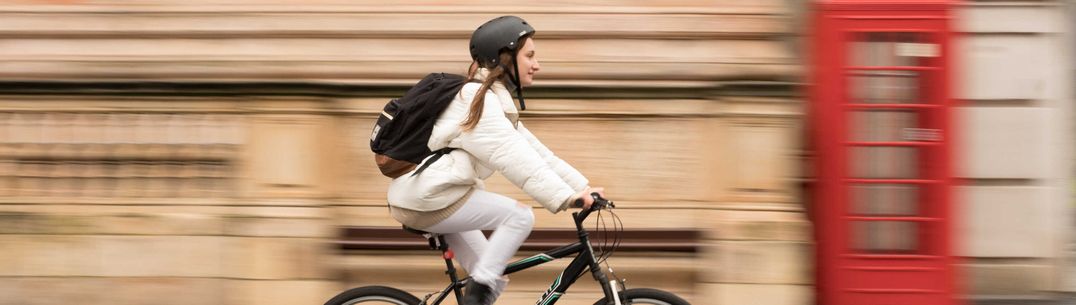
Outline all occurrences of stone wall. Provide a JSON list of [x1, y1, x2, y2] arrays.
[[955, 1, 1076, 300], [0, 1, 809, 305]]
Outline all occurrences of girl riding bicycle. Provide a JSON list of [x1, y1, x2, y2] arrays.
[[385, 16, 606, 305]]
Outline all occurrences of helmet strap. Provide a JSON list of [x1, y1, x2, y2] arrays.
[[509, 56, 526, 111]]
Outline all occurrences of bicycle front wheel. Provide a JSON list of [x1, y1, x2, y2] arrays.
[[324, 286, 421, 305], [592, 288, 691, 305]]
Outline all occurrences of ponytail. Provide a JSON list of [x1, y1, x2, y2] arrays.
[[460, 51, 515, 131]]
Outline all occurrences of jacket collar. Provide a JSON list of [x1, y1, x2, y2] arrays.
[[474, 68, 519, 115], [473, 68, 521, 126]]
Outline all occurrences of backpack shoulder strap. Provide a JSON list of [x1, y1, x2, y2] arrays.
[[410, 147, 456, 177]]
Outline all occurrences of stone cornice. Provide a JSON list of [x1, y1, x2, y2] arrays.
[[0, 11, 788, 39], [0, 5, 801, 83], [0, 80, 799, 100], [0, 4, 787, 15]]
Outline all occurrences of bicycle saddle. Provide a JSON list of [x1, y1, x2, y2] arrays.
[[402, 225, 446, 250], [402, 225, 433, 235]]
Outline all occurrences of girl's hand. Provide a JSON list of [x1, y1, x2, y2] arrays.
[[573, 187, 605, 210]]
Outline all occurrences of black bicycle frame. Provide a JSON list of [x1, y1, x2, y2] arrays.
[[427, 204, 622, 305]]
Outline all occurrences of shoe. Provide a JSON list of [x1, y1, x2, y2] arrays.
[[462, 280, 494, 305]]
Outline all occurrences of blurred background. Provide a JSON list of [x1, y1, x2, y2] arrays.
[[0, 0, 1072, 305]]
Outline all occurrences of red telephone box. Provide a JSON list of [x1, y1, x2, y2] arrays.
[[809, 1, 960, 305]]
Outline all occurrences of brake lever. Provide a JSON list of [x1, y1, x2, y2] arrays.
[[590, 192, 615, 210]]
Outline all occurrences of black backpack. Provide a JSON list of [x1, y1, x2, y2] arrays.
[[370, 73, 468, 178]]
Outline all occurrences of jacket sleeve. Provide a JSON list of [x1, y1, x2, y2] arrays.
[[458, 90, 577, 213], [516, 122, 589, 192]]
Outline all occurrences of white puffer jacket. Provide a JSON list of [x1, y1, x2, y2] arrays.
[[386, 69, 589, 213]]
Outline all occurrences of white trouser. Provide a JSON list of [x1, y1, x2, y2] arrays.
[[424, 190, 535, 301]]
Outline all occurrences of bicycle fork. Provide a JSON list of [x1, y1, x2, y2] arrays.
[[576, 220, 627, 305], [586, 248, 628, 305]]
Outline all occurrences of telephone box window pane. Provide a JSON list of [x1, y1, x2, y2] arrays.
[[851, 147, 919, 179], [850, 110, 920, 142], [850, 70, 921, 104], [852, 221, 919, 253], [849, 32, 927, 67], [848, 31, 929, 105], [851, 184, 920, 216]]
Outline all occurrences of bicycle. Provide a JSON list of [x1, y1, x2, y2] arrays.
[[325, 194, 691, 305]]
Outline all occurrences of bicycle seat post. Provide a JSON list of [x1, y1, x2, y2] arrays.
[[436, 235, 456, 275], [435, 235, 465, 304]]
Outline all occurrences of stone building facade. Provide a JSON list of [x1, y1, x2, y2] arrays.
[[0, 1, 1070, 305], [952, 1, 1075, 301]]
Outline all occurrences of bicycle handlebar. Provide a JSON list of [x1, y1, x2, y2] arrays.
[[572, 192, 613, 209], [574, 192, 614, 222]]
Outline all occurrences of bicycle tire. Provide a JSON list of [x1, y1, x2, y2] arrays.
[[324, 285, 422, 305], [592, 288, 691, 305]]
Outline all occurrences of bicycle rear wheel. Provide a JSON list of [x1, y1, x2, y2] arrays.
[[324, 286, 421, 305], [592, 288, 690, 305]]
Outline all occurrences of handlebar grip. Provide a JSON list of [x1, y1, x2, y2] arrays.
[[572, 193, 614, 222], [572, 192, 615, 211]]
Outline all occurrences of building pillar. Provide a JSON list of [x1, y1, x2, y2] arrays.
[[698, 96, 813, 305], [229, 99, 340, 305]]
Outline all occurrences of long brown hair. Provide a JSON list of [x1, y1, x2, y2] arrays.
[[460, 36, 528, 131]]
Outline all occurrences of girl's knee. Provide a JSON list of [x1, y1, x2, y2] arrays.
[[511, 203, 535, 227]]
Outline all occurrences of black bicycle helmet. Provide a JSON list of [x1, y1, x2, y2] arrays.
[[470, 16, 535, 68], [469, 16, 536, 110]]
